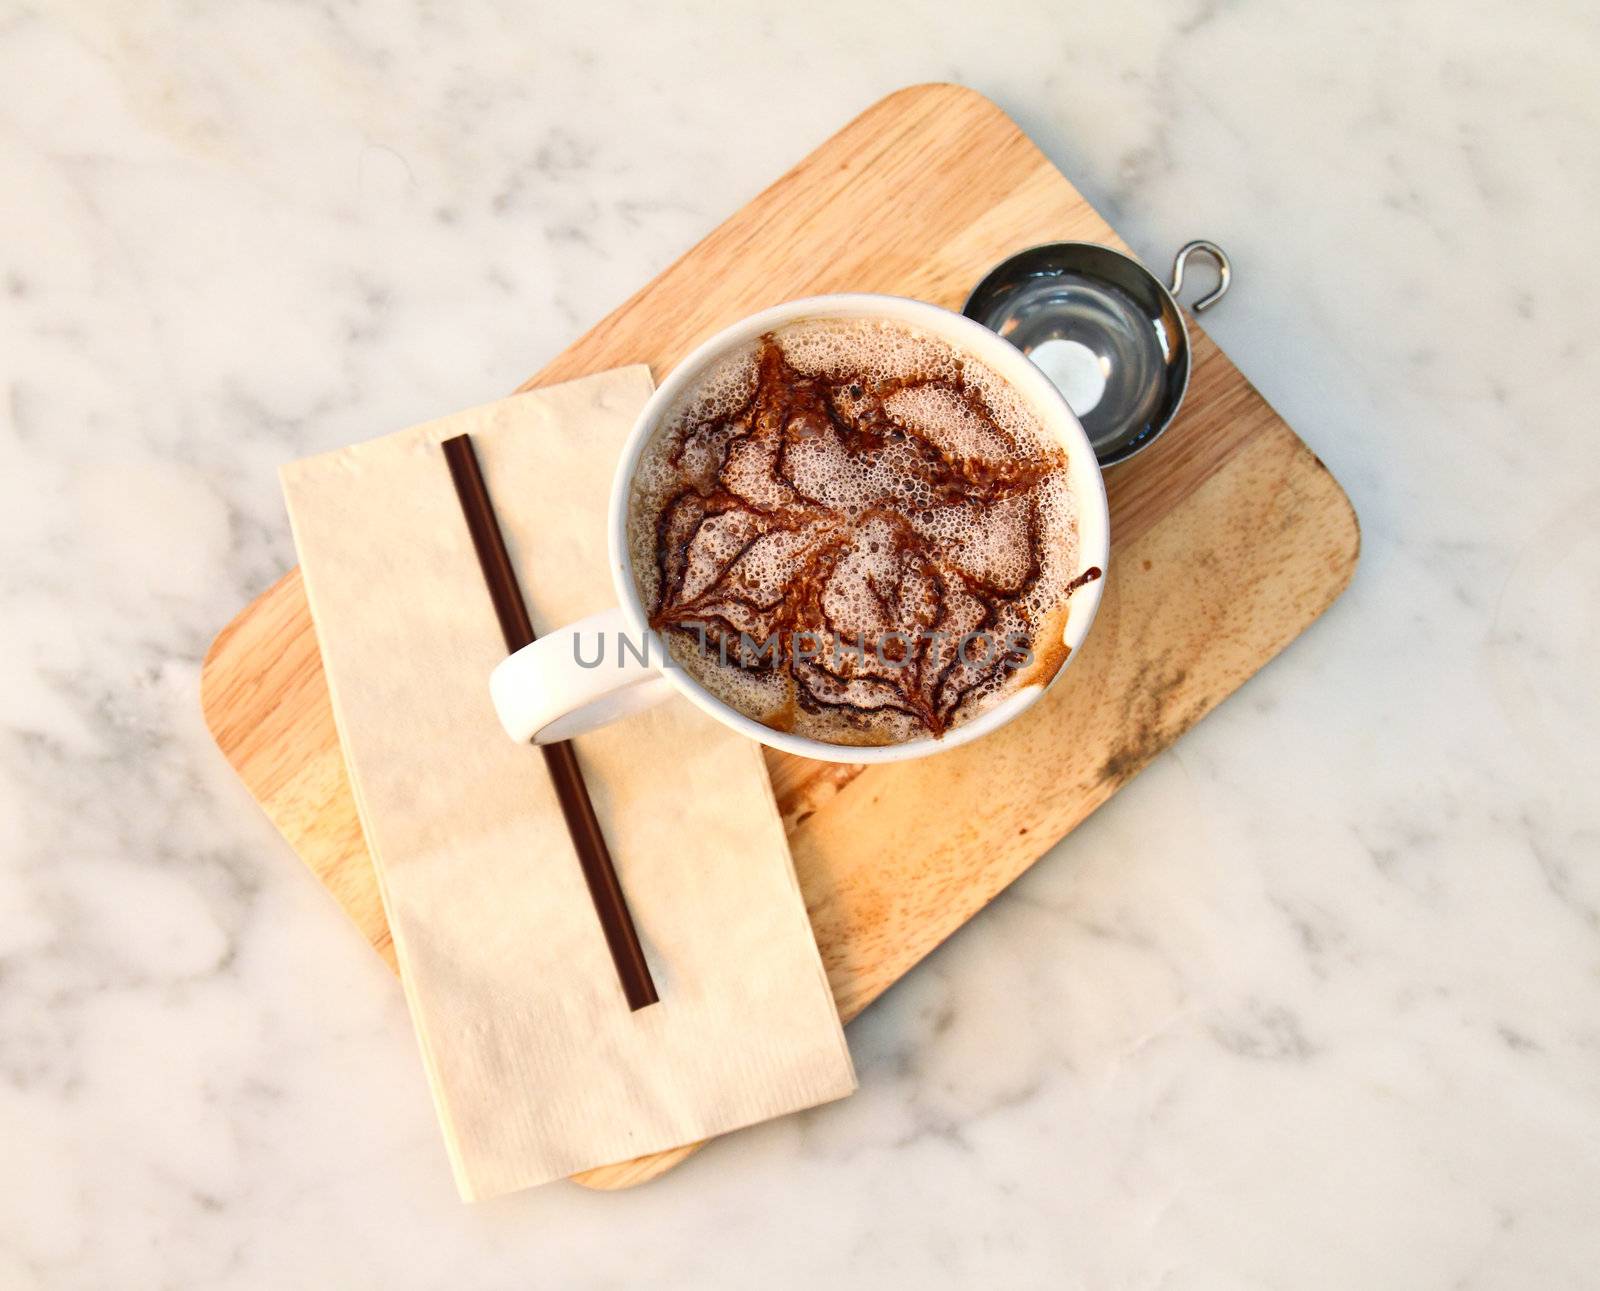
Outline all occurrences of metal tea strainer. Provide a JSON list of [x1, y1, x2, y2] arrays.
[[963, 240, 1232, 467]]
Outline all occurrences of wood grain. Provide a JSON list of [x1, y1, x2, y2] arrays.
[[200, 84, 1359, 1191]]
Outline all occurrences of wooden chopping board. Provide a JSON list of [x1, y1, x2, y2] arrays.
[[200, 84, 1359, 1190]]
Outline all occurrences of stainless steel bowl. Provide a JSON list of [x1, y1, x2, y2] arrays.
[[963, 240, 1231, 468]]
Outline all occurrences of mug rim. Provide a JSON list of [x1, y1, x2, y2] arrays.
[[606, 292, 1110, 765]]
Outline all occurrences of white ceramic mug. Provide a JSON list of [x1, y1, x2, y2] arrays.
[[490, 294, 1110, 765]]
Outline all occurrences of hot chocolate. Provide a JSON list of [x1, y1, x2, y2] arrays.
[[628, 316, 1099, 746]]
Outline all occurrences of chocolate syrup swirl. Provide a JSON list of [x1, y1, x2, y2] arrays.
[[636, 324, 1093, 744]]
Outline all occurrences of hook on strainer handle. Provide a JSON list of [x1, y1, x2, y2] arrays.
[[1170, 240, 1231, 313]]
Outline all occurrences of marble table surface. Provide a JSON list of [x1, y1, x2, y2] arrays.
[[3, 2, 1597, 1287]]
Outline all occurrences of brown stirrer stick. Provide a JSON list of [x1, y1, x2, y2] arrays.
[[442, 433, 659, 1012]]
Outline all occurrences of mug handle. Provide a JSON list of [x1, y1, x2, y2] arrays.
[[489, 605, 675, 744]]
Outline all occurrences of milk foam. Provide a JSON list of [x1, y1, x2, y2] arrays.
[[629, 317, 1084, 745]]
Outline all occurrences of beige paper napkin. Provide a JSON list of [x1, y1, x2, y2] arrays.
[[281, 367, 855, 1200]]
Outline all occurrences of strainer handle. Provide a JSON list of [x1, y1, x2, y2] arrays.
[[1170, 240, 1232, 313]]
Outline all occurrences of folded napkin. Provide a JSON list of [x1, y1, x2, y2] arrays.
[[281, 367, 855, 1199]]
